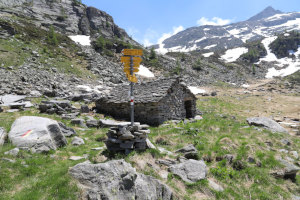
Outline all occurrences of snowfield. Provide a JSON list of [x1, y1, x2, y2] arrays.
[[204, 44, 217, 49], [188, 86, 206, 95], [137, 65, 155, 78], [258, 37, 300, 78], [68, 35, 91, 46], [203, 52, 214, 57], [220, 47, 248, 63]]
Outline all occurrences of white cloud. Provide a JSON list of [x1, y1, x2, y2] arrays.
[[141, 28, 160, 47], [157, 26, 184, 44], [141, 26, 184, 47], [197, 17, 231, 26], [127, 27, 139, 36], [143, 39, 153, 47], [156, 26, 184, 54]]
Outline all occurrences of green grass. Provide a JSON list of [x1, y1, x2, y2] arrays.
[[0, 93, 299, 199], [0, 108, 107, 200], [146, 96, 299, 199]]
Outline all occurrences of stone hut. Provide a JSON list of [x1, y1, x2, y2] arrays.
[[96, 78, 197, 126]]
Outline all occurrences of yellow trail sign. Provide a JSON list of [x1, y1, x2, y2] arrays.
[[120, 56, 142, 63], [124, 67, 139, 73], [122, 49, 143, 56], [124, 72, 138, 83], [123, 62, 141, 68]]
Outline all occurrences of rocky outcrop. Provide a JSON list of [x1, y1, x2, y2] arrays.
[[69, 159, 174, 200], [0, 0, 133, 42], [247, 117, 288, 133], [8, 116, 67, 153]]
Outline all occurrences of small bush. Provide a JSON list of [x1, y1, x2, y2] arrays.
[[47, 25, 58, 46]]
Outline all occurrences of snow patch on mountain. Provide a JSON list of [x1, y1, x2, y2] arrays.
[[259, 36, 300, 78], [204, 44, 217, 49], [220, 47, 248, 62], [68, 35, 91, 46], [266, 13, 295, 21], [137, 65, 155, 78], [203, 52, 214, 57]]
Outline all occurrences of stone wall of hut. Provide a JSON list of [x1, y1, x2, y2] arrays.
[[156, 83, 196, 122], [96, 101, 163, 125], [96, 82, 196, 126]]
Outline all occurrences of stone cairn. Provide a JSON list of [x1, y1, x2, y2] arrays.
[[105, 124, 150, 154]]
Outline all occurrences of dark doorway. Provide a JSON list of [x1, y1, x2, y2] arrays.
[[185, 100, 193, 118]]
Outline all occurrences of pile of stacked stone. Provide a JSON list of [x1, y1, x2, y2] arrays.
[[105, 124, 150, 154], [39, 100, 77, 115]]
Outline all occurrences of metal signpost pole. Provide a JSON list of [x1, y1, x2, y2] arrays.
[[130, 55, 134, 126]]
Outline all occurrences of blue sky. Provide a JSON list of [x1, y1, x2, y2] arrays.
[[82, 0, 300, 46]]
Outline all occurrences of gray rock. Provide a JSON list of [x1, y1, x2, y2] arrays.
[[91, 147, 104, 151], [0, 127, 7, 146], [58, 122, 76, 137], [169, 159, 207, 183], [247, 117, 288, 133], [80, 105, 90, 113], [279, 149, 289, 154], [0, 95, 26, 106], [8, 116, 67, 152], [158, 147, 174, 156], [86, 119, 99, 128], [247, 157, 256, 163], [69, 156, 85, 161], [4, 148, 19, 156], [99, 119, 140, 128], [208, 179, 224, 192], [271, 159, 300, 180], [290, 151, 299, 159], [156, 159, 177, 167], [146, 138, 156, 149], [176, 144, 195, 152], [69, 159, 173, 200], [281, 139, 291, 146], [175, 144, 198, 159], [9, 103, 26, 109], [71, 136, 85, 146], [33, 144, 51, 154], [71, 118, 87, 128], [119, 132, 135, 140]]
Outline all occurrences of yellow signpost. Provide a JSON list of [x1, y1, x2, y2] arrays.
[[120, 49, 143, 126], [122, 49, 143, 56]]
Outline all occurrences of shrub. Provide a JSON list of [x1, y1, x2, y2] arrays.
[[270, 31, 300, 58], [192, 59, 203, 71], [47, 25, 58, 46]]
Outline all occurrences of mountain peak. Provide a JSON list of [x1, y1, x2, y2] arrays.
[[247, 6, 283, 21]]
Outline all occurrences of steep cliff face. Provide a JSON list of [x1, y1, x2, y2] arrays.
[[0, 0, 133, 43]]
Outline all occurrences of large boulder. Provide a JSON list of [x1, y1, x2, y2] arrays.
[[69, 160, 173, 200], [247, 117, 288, 133], [8, 116, 67, 152], [169, 159, 207, 183], [0, 127, 7, 146]]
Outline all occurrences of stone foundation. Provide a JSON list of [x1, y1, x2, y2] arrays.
[[105, 124, 150, 154]]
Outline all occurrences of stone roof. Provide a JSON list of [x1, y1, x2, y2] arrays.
[[100, 77, 195, 104]]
